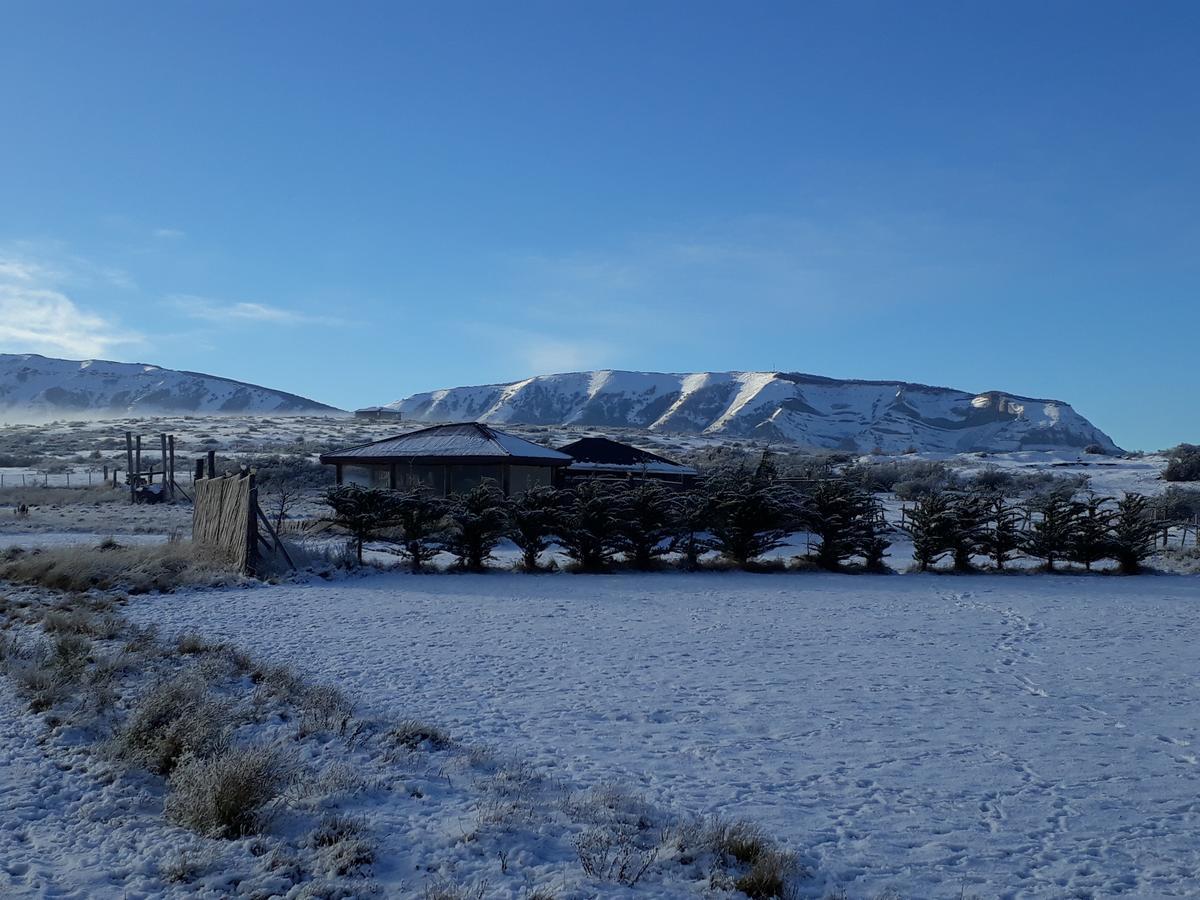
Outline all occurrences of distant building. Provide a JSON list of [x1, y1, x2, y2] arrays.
[[557, 436, 697, 487], [354, 406, 404, 421], [320, 422, 571, 495]]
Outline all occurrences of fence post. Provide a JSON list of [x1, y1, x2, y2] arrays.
[[126, 432, 135, 503]]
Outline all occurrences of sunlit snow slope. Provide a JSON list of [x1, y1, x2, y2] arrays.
[[392, 370, 1120, 453], [0, 354, 338, 416]]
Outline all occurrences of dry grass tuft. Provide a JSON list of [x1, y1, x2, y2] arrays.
[[165, 743, 295, 838], [0, 542, 238, 594], [114, 674, 230, 774], [388, 719, 454, 751], [307, 813, 374, 876]]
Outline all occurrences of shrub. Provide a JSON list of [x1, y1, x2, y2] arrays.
[[115, 675, 230, 775], [1164, 444, 1200, 482], [612, 481, 677, 570], [1068, 496, 1115, 571], [799, 479, 888, 571], [978, 496, 1023, 570], [1110, 493, 1158, 574], [442, 481, 508, 572], [704, 463, 797, 569], [903, 492, 955, 571], [322, 484, 404, 564], [669, 490, 711, 571], [165, 744, 294, 838], [506, 486, 561, 572], [558, 481, 624, 572], [947, 492, 990, 571], [1022, 493, 1081, 571], [390, 488, 448, 574]]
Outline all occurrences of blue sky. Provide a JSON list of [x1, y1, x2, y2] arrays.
[[1, 1, 1196, 449]]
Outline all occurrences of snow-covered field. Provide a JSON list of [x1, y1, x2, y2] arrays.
[[127, 571, 1200, 898]]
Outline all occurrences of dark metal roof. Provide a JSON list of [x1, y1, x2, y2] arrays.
[[557, 437, 697, 476], [320, 422, 572, 466]]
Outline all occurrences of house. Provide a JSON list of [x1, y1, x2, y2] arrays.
[[353, 406, 404, 421], [320, 422, 571, 495], [557, 436, 698, 486]]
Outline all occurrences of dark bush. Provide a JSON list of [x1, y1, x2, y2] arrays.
[[1164, 444, 1200, 482], [1110, 493, 1158, 574], [613, 481, 677, 571], [442, 481, 508, 572], [704, 463, 797, 569], [506, 486, 561, 571], [558, 481, 624, 572]]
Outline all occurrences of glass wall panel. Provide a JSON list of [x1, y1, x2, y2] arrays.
[[342, 464, 390, 488], [448, 465, 503, 495], [508, 465, 552, 494], [397, 464, 445, 493]]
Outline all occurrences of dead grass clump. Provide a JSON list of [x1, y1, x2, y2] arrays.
[[39, 605, 121, 640], [572, 826, 661, 886], [6, 645, 67, 712], [297, 683, 353, 736], [681, 817, 801, 900], [165, 744, 295, 838], [710, 818, 771, 866], [0, 542, 237, 594], [388, 719, 454, 751], [735, 847, 798, 899], [115, 675, 230, 774], [307, 813, 374, 876]]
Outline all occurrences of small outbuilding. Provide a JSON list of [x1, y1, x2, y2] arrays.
[[353, 406, 404, 421], [320, 422, 571, 495], [557, 436, 698, 487]]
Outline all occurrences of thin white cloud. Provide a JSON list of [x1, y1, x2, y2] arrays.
[[170, 295, 341, 327], [153, 227, 185, 240], [0, 284, 142, 358], [0, 246, 143, 359]]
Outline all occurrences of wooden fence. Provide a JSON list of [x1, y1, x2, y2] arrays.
[[193, 471, 257, 573]]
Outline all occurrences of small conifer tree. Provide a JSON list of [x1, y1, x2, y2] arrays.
[[443, 480, 509, 572], [392, 488, 448, 573], [506, 485, 561, 571], [1022, 492, 1080, 572], [1110, 493, 1158, 574], [323, 484, 403, 564], [613, 480, 677, 570], [558, 480, 623, 572]]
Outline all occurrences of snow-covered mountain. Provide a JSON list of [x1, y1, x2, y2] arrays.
[[0, 354, 338, 417], [390, 370, 1121, 453]]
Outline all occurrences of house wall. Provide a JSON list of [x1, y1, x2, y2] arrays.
[[337, 461, 557, 496]]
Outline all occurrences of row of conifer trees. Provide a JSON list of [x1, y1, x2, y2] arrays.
[[321, 462, 1160, 575]]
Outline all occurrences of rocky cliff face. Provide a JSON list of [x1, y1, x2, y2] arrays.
[[391, 370, 1120, 453]]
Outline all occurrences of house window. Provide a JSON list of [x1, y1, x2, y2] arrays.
[[342, 465, 391, 489], [448, 465, 503, 495], [509, 465, 551, 494], [397, 464, 445, 493]]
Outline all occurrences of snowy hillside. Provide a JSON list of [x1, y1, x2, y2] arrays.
[[0, 354, 338, 417], [390, 370, 1121, 453]]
